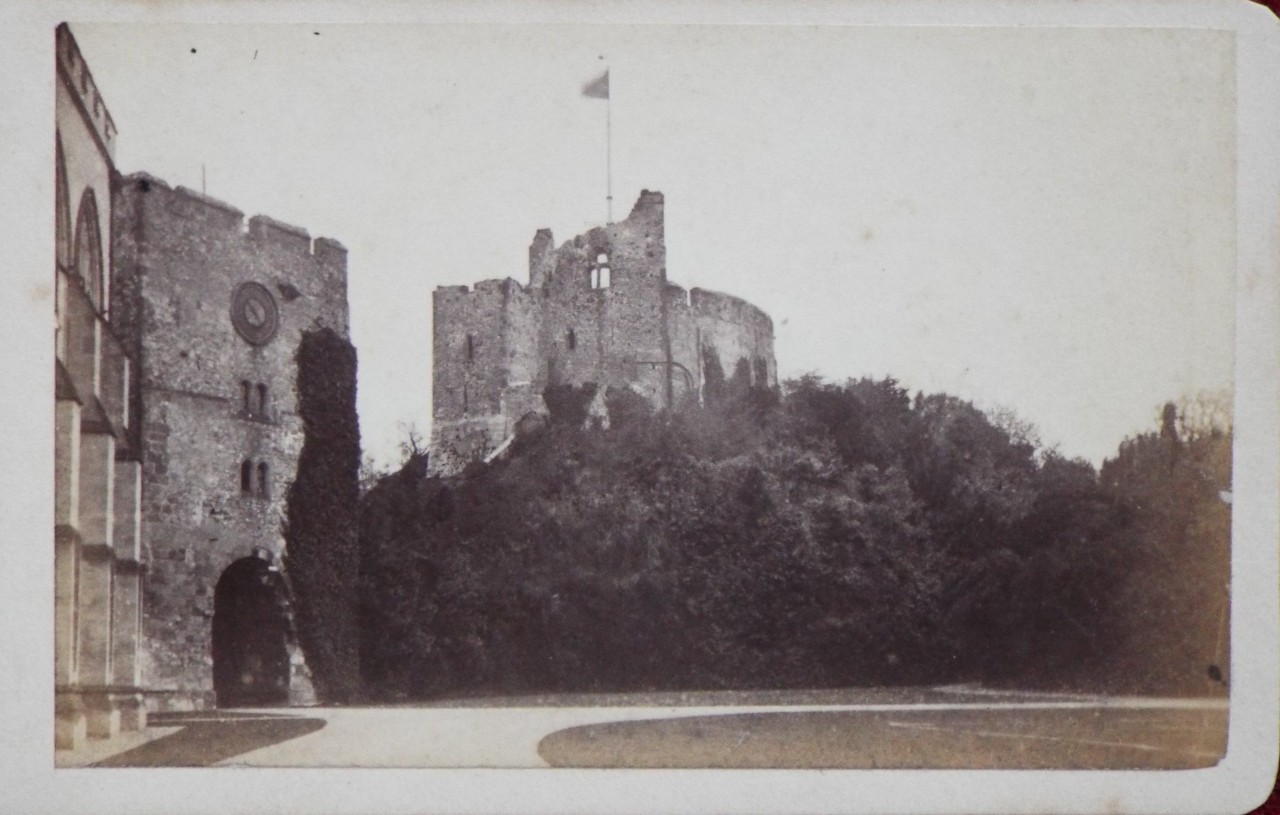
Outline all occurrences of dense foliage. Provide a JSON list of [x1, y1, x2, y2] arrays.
[[359, 378, 1230, 699], [1099, 399, 1232, 694], [285, 328, 363, 702]]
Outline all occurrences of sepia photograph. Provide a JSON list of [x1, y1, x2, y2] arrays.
[[7, 0, 1280, 813]]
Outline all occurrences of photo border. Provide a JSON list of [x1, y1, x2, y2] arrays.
[[3, 1, 1277, 813]]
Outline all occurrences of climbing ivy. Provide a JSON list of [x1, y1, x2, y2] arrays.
[[284, 328, 362, 702]]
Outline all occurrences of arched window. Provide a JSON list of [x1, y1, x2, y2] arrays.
[[594, 253, 611, 289], [73, 189, 105, 313], [257, 462, 270, 498], [240, 460, 254, 494], [55, 134, 71, 272], [567, 328, 577, 351], [257, 384, 269, 417]]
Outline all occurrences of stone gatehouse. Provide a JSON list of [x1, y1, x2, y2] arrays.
[[54, 23, 354, 747]]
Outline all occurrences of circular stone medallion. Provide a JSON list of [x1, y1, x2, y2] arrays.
[[231, 282, 280, 345]]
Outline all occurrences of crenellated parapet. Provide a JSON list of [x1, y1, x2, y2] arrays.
[[117, 174, 347, 269]]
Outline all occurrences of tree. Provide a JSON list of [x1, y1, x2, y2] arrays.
[[1100, 396, 1232, 695], [284, 328, 362, 702]]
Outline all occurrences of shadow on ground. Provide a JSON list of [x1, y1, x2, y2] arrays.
[[538, 707, 1228, 770], [93, 711, 326, 767]]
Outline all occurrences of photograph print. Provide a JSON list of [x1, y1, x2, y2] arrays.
[[35, 3, 1277, 801]]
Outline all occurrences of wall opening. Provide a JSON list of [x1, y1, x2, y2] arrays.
[[466, 334, 475, 363], [257, 462, 270, 498], [240, 460, 253, 494], [257, 383, 269, 417], [241, 381, 252, 414], [212, 556, 290, 707], [567, 328, 577, 351], [593, 253, 611, 289]]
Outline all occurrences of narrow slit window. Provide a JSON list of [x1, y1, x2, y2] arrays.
[[257, 383, 268, 417], [257, 462, 270, 498], [567, 328, 577, 351], [466, 334, 475, 363], [240, 460, 253, 494], [241, 380, 252, 414]]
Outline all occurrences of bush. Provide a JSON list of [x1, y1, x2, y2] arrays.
[[357, 378, 1229, 698]]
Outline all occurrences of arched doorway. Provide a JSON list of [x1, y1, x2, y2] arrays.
[[212, 556, 290, 707]]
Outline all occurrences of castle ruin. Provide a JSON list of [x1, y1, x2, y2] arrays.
[[430, 191, 776, 475]]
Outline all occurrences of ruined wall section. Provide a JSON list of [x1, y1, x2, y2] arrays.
[[501, 285, 545, 424], [542, 236, 609, 390], [112, 172, 347, 708], [663, 284, 701, 408], [538, 191, 671, 406], [431, 279, 542, 475], [601, 191, 670, 406], [691, 288, 777, 389]]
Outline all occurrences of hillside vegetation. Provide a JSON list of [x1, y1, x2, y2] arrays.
[[359, 377, 1230, 699]]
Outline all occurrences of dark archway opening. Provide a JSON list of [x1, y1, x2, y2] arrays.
[[212, 556, 290, 707]]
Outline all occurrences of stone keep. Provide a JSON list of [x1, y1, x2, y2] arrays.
[[430, 191, 777, 475], [111, 173, 351, 711]]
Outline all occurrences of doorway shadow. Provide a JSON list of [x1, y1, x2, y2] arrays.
[[92, 711, 326, 767]]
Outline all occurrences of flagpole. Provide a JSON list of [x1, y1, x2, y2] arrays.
[[583, 66, 612, 224], [606, 71, 613, 224]]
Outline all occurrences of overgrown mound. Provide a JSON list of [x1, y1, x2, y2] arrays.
[[359, 378, 1230, 700]]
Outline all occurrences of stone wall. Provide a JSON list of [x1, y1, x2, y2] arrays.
[[430, 190, 776, 476], [54, 23, 147, 749], [691, 288, 777, 388], [56, 23, 115, 315], [112, 172, 349, 709]]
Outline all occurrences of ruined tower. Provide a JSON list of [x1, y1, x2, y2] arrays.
[[430, 191, 776, 475]]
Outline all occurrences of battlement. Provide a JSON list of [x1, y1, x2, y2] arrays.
[[314, 237, 347, 268], [249, 215, 310, 253], [120, 173, 346, 265], [56, 24, 118, 159], [435, 277, 537, 306], [474, 278, 522, 295], [172, 185, 245, 229], [691, 288, 774, 335]]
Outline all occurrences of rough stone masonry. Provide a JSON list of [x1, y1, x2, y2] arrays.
[[430, 191, 777, 476], [112, 173, 351, 710]]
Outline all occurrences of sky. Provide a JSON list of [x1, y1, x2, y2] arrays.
[[70, 22, 1236, 468]]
